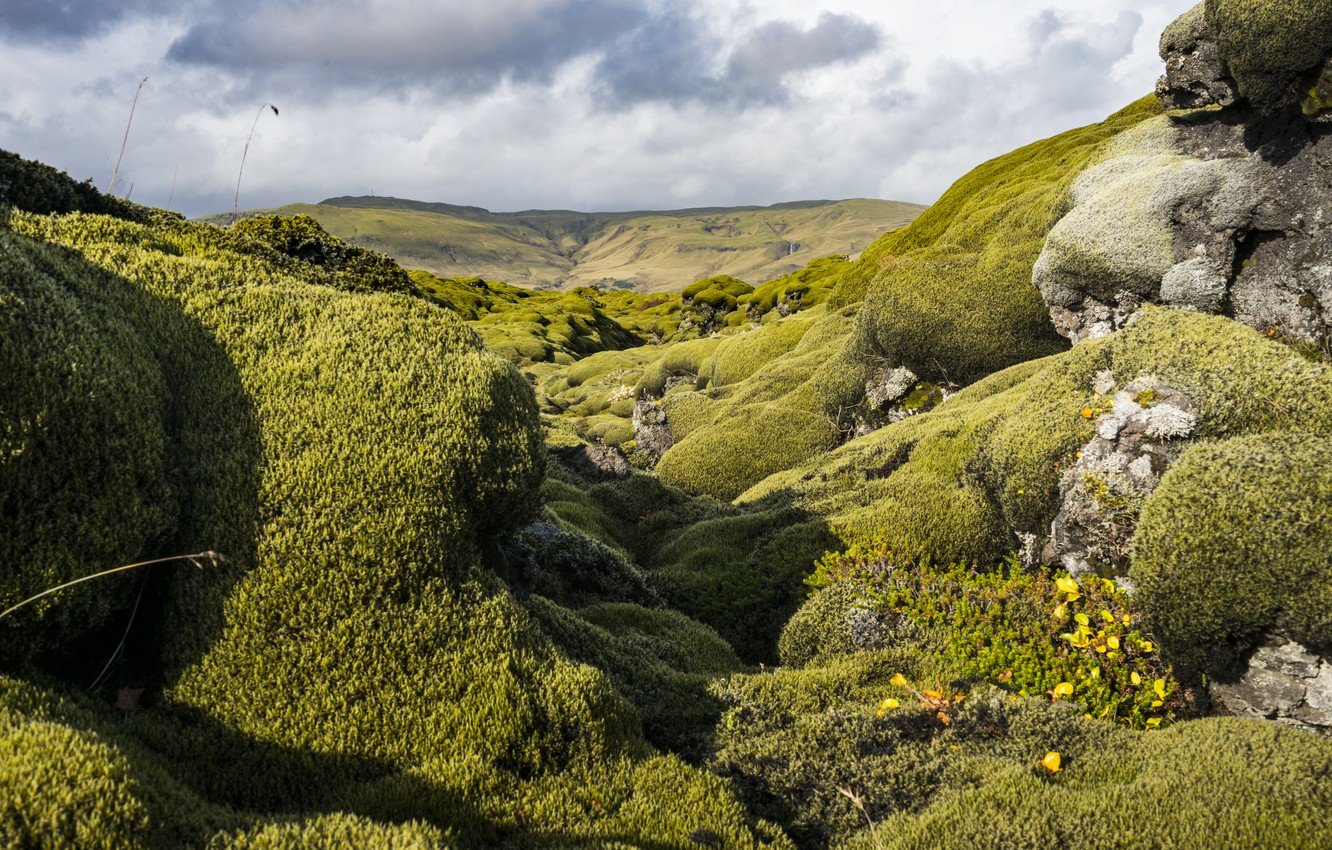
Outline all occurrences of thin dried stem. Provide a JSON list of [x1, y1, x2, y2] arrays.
[[0, 552, 225, 623], [108, 77, 148, 195], [231, 103, 279, 225]]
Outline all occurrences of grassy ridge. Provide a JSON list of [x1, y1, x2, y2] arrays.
[[214, 197, 924, 292]]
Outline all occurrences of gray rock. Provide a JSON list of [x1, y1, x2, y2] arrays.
[[632, 398, 674, 459], [1210, 632, 1332, 735], [865, 366, 918, 410], [1155, 3, 1239, 111]]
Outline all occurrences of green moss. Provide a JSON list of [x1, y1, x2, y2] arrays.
[[742, 310, 1332, 571], [1205, 0, 1332, 113], [0, 210, 783, 848], [1132, 433, 1332, 673], [739, 256, 849, 320], [0, 149, 148, 221], [849, 97, 1162, 385], [230, 214, 412, 294]]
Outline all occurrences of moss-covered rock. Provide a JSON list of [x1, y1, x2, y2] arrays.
[[1132, 433, 1332, 674], [1204, 0, 1332, 113], [0, 210, 785, 848], [850, 97, 1161, 386]]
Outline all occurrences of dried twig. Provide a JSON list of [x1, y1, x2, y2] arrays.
[[230, 103, 280, 225], [108, 77, 149, 195], [0, 552, 225, 623]]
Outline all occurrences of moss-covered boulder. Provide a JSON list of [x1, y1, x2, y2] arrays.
[[1204, 0, 1332, 114], [1132, 433, 1332, 675]]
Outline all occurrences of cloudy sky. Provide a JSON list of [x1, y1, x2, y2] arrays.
[[0, 0, 1196, 217]]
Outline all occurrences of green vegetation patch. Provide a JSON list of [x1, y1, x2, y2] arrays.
[[1133, 432, 1332, 674]]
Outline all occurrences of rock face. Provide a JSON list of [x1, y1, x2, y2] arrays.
[[1212, 632, 1332, 735], [632, 398, 674, 459], [551, 443, 632, 480], [1041, 373, 1197, 581], [1035, 3, 1332, 355]]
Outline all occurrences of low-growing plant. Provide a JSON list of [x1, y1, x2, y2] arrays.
[[808, 542, 1184, 729]]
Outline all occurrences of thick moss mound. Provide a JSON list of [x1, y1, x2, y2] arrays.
[[1133, 433, 1332, 673], [0, 211, 784, 848], [743, 309, 1332, 570], [851, 97, 1161, 385], [1205, 0, 1332, 113], [231, 214, 412, 294], [0, 149, 146, 220]]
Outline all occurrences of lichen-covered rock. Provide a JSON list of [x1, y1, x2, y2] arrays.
[[1043, 374, 1197, 580], [1035, 111, 1331, 352], [632, 397, 674, 459], [549, 441, 632, 480], [1157, 3, 1240, 110], [1211, 631, 1332, 735]]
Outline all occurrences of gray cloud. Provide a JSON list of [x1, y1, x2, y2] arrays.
[[166, 0, 650, 96], [595, 9, 882, 106], [0, 0, 186, 43]]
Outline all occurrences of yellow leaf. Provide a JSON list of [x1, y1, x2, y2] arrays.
[[1055, 577, 1079, 595], [1100, 609, 1115, 623], [1052, 604, 1068, 620], [1074, 613, 1090, 626], [1146, 718, 1162, 729], [1154, 679, 1167, 699], [1151, 700, 1164, 708], [1131, 672, 1142, 686], [922, 688, 943, 700], [880, 697, 900, 711], [1122, 615, 1131, 626], [1053, 682, 1074, 699], [1041, 751, 1062, 773], [891, 674, 908, 688], [1100, 578, 1117, 593], [1140, 641, 1155, 653], [1106, 636, 1120, 650], [1066, 592, 1081, 602]]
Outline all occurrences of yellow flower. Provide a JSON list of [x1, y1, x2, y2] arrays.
[[1131, 672, 1142, 686], [1053, 682, 1074, 699], [1122, 614, 1132, 626], [1055, 577, 1079, 595], [1041, 751, 1062, 773], [891, 673, 908, 688], [1139, 641, 1155, 653], [1080, 407, 1095, 419]]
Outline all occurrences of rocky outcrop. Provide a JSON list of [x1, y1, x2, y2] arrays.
[[551, 442, 632, 480], [850, 365, 942, 437], [1212, 632, 1332, 735], [1039, 372, 1197, 581], [632, 398, 674, 459], [1035, 3, 1332, 355]]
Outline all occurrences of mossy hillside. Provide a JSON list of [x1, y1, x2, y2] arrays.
[[739, 255, 850, 320], [409, 270, 644, 365], [741, 310, 1332, 570], [847, 97, 1163, 386], [1204, 0, 1332, 113], [1132, 433, 1332, 674], [654, 306, 875, 500], [1, 211, 785, 847], [231, 214, 413, 295], [680, 274, 754, 332]]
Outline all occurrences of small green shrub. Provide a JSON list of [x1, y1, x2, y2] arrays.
[[806, 543, 1183, 729]]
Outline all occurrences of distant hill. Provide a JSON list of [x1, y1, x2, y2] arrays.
[[207, 196, 925, 291]]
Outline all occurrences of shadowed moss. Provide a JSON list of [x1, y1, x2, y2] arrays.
[[0, 209, 785, 848]]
